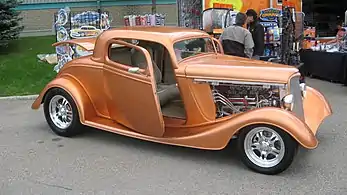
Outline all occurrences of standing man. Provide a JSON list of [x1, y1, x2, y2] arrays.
[[219, 12, 254, 58], [246, 9, 265, 59]]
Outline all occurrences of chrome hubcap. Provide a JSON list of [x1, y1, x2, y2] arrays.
[[244, 127, 285, 168], [49, 95, 73, 129]]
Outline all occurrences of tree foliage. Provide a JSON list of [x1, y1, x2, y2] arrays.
[[0, 0, 24, 47]]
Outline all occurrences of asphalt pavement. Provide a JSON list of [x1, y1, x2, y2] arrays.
[[0, 78, 346, 195]]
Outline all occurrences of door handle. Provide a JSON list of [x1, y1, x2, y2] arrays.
[[128, 67, 148, 76], [128, 67, 140, 73]]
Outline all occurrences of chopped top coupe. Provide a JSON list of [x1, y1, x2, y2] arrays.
[[32, 26, 332, 175]]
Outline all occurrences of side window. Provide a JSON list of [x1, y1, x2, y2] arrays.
[[173, 37, 216, 61], [107, 39, 148, 71], [277, 0, 282, 4]]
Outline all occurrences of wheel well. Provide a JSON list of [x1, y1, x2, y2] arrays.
[[40, 87, 57, 104], [41, 91, 48, 104], [231, 123, 285, 140], [40, 85, 95, 123], [232, 123, 301, 147]]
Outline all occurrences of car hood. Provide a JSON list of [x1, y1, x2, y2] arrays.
[[181, 54, 299, 83]]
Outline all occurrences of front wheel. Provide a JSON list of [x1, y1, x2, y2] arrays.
[[43, 88, 84, 137], [237, 125, 298, 175]]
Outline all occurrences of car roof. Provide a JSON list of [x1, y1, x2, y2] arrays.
[[101, 26, 209, 42], [92, 26, 210, 63]]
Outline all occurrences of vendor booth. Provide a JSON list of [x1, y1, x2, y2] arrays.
[[300, 4, 347, 84], [176, 0, 347, 85], [176, 0, 304, 68]]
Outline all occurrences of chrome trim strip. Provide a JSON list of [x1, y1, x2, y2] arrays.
[[193, 78, 287, 87], [289, 76, 304, 120]]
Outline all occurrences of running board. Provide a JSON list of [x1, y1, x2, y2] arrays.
[[82, 116, 231, 150]]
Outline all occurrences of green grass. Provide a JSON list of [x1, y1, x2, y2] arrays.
[[0, 36, 57, 96]]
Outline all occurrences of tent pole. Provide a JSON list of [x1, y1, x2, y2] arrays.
[[152, 0, 157, 14]]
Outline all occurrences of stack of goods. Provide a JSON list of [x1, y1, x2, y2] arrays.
[[264, 26, 281, 57], [123, 14, 166, 26], [259, 8, 282, 57], [302, 27, 316, 49], [304, 26, 347, 53]]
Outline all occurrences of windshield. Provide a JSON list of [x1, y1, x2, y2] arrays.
[[173, 37, 216, 61]]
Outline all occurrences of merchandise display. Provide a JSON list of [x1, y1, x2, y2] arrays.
[[53, 7, 112, 72], [193, 0, 304, 64], [177, 0, 202, 29], [303, 26, 347, 53], [279, 2, 303, 66], [203, 0, 302, 14], [299, 8, 347, 85], [259, 8, 282, 57], [256, 1, 305, 67], [123, 14, 166, 26]]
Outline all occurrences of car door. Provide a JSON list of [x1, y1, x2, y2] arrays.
[[103, 39, 165, 137]]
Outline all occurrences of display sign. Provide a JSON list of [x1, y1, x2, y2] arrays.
[[212, 3, 233, 9], [204, 0, 242, 11], [259, 8, 282, 22], [203, 0, 302, 13]]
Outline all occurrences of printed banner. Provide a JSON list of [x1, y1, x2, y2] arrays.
[[259, 8, 282, 22], [203, 0, 302, 12]]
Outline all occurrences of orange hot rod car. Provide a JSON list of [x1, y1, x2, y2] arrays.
[[32, 26, 332, 175]]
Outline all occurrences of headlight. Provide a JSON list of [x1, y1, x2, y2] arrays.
[[282, 94, 294, 110]]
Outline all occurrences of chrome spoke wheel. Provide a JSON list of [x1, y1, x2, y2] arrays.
[[48, 95, 73, 129], [244, 127, 285, 168]]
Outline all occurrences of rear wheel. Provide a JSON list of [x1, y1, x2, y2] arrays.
[[237, 125, 298, 175], [43, 88, 84, 137]]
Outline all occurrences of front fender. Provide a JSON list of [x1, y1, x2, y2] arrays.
[[303, 86, 332, 135], [31, 76, 95, 123], [228, 107, 319, 149]]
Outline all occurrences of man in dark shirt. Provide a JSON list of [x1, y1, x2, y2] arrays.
[[219, 12, 254, 58], [246, 9, 265, 59]]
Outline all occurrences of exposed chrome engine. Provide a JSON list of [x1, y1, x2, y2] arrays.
[[211, 83, 282, 118]]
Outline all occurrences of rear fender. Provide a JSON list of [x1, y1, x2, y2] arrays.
[[31, 75, 96, 123], [230, 107, 318, 149]]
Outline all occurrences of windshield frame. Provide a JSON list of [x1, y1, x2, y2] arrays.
[[172, 36, 217, 63]]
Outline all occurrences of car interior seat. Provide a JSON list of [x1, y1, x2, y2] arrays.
[[131, 46, 180, 107]]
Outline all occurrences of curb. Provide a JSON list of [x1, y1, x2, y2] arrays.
[[0, 94, 39, 100]]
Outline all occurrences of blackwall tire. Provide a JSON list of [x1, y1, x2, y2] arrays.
[[43, 88, 84, 137], [237, 125, 298, 175]]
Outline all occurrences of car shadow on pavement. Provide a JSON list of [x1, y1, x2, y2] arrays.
[[36, 121, 319, 176], [78, 126, 246, 170]]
